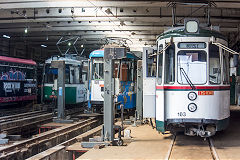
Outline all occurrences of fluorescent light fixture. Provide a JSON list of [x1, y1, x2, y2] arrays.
[[41, 44, 47, 48], [24, 28, 28, 34], [81, 44, 84, 48], [3, 35, 10, 39], [68, 42, 71, 46]]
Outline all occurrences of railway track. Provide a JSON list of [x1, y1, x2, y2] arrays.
[[0, 111, 52, 135], [165, 134, 219, 160], [0, 117, 102, 160], [0, 110, 48, 123], [0, 102, 37, 117]]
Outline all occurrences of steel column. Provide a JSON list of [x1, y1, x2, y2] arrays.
[[103, 51, 114, 141], [51, 60, 66, 119], [136, 60, 143, 120]]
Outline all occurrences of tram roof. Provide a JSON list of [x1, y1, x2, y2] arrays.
[[89, 49, 139, 59], [45, 54, 84, 65], [0, 56, 36, 65], [157, 26, 227, 42]]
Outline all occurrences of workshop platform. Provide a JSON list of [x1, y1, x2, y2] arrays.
[[79, 124, 173, 159], [79, 106, 240, 160]]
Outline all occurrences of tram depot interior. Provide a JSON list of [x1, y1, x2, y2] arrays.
[[1, 0, 240, 160]]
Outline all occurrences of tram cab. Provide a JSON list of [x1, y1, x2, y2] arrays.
[[88, 49, 138, 111], [144, 19, 239, 137]]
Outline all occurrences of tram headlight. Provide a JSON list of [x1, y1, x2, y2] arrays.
[[188, 103, 197, 112], [185, 19, 199, 33], [188, 92, 197, 101]]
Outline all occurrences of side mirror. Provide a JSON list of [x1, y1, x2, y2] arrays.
[[233, 54, 239, 67]]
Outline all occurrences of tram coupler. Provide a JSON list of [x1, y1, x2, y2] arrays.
[[185, 125, 216, 137]]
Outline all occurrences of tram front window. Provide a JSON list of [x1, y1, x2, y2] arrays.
[[92, 58, 104, 80], [44, 65, 58, 83], [44, 64, 70, 84], [177, 50, 207, 84]]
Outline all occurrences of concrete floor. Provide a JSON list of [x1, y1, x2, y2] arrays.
[[79, 106, 240, 160], [79, 125, 173, 159], [213, 106, 240, 159]]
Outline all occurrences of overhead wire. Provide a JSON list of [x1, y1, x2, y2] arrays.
[[86, 0, 134, 47]]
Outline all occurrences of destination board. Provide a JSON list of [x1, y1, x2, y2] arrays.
[[178, 42, 206, 49]]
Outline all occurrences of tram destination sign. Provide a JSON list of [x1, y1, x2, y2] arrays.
[[178, 42, 206, 49]]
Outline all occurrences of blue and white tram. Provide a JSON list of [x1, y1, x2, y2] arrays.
[[152, 20, 238, 137], [88, 49, 138, 112]]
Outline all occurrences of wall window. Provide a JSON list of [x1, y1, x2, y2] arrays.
[[209, 44, 221, 84]]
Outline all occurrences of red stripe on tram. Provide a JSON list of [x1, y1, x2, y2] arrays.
[[156, 86, 230, 90]]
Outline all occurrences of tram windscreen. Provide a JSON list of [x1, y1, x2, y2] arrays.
[[92, 58, 104, 80], [177, 50, 207, 84], [44, 64, 70, 84]]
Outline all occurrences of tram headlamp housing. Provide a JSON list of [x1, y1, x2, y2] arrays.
[[185, 19, 199, 33], [188, 92, 197, 101], [188, 103, 197, 112]]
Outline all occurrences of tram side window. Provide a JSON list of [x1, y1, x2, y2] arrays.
[[147, 55, 157, 77], [121, 61, 131, 81], [82, 64, 88, 82], [165, 44, 175, 84], [209, 44, 221, 84], [70, 68, 74, 84], [223, 50, 230, 84], [127, 61, 134, 81], [65, 66, 70, 84], [113, 61, 120, 79], [70, 66, 81, 84], [158, 54, 163, 84]]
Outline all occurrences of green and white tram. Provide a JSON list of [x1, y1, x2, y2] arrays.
[[43, 54, 88, 106]]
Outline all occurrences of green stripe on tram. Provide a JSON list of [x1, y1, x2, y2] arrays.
[[43, 86, 77, 104]]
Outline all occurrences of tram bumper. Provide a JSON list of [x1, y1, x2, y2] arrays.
[[167, 118, 229, 137]]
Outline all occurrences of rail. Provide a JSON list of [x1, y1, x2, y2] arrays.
[[0, 117, 102, 160], [165, 135, 219, 160]]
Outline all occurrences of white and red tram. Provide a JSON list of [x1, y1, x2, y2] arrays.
[[143, 19, 239, 137]]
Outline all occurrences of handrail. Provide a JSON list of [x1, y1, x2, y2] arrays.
[[211, 41, 239, 55], [149, 42, 171, 57]]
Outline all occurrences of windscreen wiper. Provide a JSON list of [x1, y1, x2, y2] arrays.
[[180, 67, 196, 90]]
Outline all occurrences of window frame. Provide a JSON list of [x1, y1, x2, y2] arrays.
[[164, 44, 175, 84], [177, 49, 207, 85]]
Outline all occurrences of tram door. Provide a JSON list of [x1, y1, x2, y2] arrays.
[[143, 47, 157, 118]]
